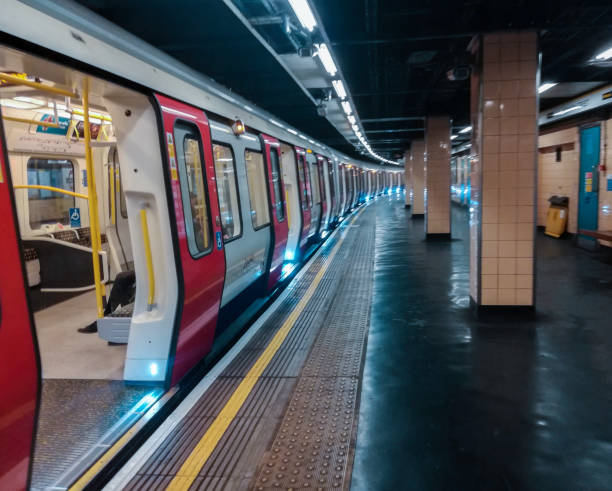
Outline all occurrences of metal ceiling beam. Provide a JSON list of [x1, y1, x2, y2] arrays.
[[366, 128, 424, 134], [362, 116, 425, 123], [353, 87, 469, 97], [249, 15, 283, 26], [331, 33, 474, 47]]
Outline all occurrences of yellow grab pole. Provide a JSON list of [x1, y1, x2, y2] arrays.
[[139, 208, 156, 310], [2, 116, 61, 129], [13, 184, 88, 200], [0, 72, 78, 98], [82, 77, 106, 318]]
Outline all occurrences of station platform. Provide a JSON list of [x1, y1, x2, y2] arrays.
[[99, 195, 612, 491]]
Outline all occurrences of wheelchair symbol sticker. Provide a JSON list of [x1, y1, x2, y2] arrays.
[[69, 208, 81, 228], [216, 231, 223, 250]]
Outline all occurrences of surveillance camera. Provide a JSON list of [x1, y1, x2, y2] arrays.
[[446, 65, 471, 81]]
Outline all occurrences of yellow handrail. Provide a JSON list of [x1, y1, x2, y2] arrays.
[[13, 184, 88, 200], [2, 115, 61, 129], [139, 208, 156, 311], [0, 72, 78, 98], [83, 77, 106, 318], [72, 108, 112, 122]]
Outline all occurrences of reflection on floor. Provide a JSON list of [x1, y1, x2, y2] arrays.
[[31, 380, 153, 490], [33, 290, 126, 379], [352, 198, 612, 491]]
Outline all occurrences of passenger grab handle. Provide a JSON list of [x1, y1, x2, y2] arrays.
[[139, 207, 156, 311]]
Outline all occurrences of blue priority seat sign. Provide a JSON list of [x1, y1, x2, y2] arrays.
[[69, 208, 81, 228]]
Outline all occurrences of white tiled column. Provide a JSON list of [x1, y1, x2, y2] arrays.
[[470, 31, 539, 309], [425, 117, 451, 236], [410, 141, 425, 216], [404, 149, 412, 207]]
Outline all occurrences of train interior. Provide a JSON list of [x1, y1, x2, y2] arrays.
[[0, 46, 170, 488]]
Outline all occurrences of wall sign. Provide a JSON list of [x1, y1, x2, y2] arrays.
[[585, 172, 593, 193]]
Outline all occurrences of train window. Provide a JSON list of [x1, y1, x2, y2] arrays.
[[296, 154, 308, 211], [244, 149, 271, 229], [26, 158, 75, 229], [269, 148, 285, 222], [327, 160, 335, 202], [212, 143, 242, 240], [175, 122, 212, 257]]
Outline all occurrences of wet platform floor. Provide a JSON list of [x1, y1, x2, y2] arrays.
[[352, 197, 612, 490]]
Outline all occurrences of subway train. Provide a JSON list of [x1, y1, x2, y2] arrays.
[[0, 1, 403, 489]]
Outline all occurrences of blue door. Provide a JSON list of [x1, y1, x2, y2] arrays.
[[578, 126, 600, 237]]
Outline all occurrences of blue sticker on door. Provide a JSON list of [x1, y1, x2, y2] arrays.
[[216, 231, 223, 250], [69, 207, 81, 228]]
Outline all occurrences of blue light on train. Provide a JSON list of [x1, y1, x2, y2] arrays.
[[395, 187, 400, 194], [387, 189, 392, 195], [284, 249, 295, 261], [149, 362, 159, 377]]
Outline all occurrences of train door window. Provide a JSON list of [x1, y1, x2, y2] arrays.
[[245, 149, 271, 229], [302, 157, 312, 208], [26, 158, 75, 230], [296, 155, 308, 211], [328, 161, 335, 202], [175, 121, 212, 256], [310, 162, 321, 204], [269, 148, 285, 222], [212, 143, 242, 240]]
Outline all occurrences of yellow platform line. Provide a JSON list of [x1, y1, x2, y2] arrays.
[[166, 207, 365, 490]]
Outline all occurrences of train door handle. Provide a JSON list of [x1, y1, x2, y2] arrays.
[[215, 216, 221, 227]]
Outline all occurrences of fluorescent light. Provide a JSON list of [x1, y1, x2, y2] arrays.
[[538, 82, 557, 94], [451, 135, 458, 140], [332, 79, 346, 99], [347, 115, 356, 125], [288, 0, 317, 32], [14, 96, 45, 106], [287, 128, 298, 135], [595, 46, 612, 60], [0, 99, 38, 109], [315, 43, 337, 76], [459, 126, 472, 134], [553, 105, 581, 117], [341, 101, 352, 115], [351, 124, 359, 132]]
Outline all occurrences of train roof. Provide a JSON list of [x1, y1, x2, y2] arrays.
[[1, 0, 401, 173]]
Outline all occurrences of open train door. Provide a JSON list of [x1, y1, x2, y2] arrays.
[[260, 134, 288, 291], [295, 146, 312, 258], [0, 111, 39, 490], [154, 95, 226, 385], [316, 155, 329, 233]]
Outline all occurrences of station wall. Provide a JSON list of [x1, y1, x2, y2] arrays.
[[538, 120, 612, 245]]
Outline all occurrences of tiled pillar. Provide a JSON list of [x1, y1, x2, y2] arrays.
[[404, 149, 412, 207], [410, 141, 425, 217], [470, 31, 539, 309], [425, 117, 451, 236]]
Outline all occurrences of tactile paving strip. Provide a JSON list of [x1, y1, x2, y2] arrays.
[[125, 211, 374, 491], [252, 210, 376, 490]]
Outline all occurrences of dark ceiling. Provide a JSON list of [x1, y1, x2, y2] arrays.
[[75, 0, 612, 161]]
